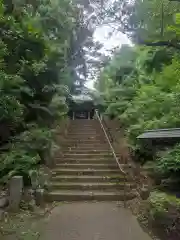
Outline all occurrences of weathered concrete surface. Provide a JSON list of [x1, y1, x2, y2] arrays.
[[41, 202, 152, 240], [9, 176, 23, 212]]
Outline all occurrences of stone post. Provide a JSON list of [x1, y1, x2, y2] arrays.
[[88, 111, 90, 120], [39, 172, 50, 190], [140, 185, 150, 200], [35, 189, 45, 207], [9, 176, 23, 212], [72, 111, 75, 120], [29, 170, 39, 190]]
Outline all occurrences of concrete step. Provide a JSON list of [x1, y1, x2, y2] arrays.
[[49, 182, 135, 191], [52, 168, 122, 176], [51, 175, 126, 183], [54, 163, 118, 169], [45, 190, 137, 201]]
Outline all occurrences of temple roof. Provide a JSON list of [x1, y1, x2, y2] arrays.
[[71, 94, 93, 103]]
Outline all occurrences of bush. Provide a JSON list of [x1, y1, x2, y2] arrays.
[[154, 144, 180, 179], [0, 147, 40, 185], [0, 125, 60, 184], [143, 191, 180, 239]]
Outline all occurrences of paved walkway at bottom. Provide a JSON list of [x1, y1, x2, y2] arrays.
[[40, 202, 152, 240]]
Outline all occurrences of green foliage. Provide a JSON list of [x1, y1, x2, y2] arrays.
[[143, 191, 180, 238], [96, 1, 180, 178], [0, 148, 40, 184], [0, 0, 77, 132], [155, 144, 180, 178], [0, 0, 82, 184], [0, 125, 59, 183], [97, 43, 180, 146], [14, 126, 54, 153]]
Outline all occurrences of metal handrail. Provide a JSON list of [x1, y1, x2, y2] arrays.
[[95, 110, 128, 207], [95, 110, 125, 174], [102, 117, 114, 143]]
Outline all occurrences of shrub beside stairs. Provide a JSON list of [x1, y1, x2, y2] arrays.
[[46, 119, 137, 201]]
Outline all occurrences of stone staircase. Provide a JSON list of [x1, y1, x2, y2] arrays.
[[46, 119, 137, 201]]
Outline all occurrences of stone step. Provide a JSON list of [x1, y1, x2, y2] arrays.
[[51, 175, 126, 183], [49, 182, 135, 191], [64, 138, 107, 142], [65, 139, 106, 142], [45, 119, 136, 202], [66, 137, 104, 140], [67, 131, 101, 135], [55, 158, 116, 164], [64, 150, 112, 154], [69, 121, 98, 124], [68, 128, 100, 131], [68, 133, 102, 136], [45, 190, 137, 201], [62, 144, 110, 148], [69, 126, 100, 129], [64, 134, 104, 137], [62, 141, 108, 145], [67, 131, 104, 137], [62, 140, 108, 144], [54, 163, 118, 169], [55, 162, 130, 168], [63, 150, 111, 154], [52, 168, 122, 176], [66, 146, 110, 150], [68, 130, 102, 134], [67, 132, 103, 135], [61, 153, 114, 159]]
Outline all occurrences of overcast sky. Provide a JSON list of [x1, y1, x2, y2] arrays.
[[85, 25, 131, 89]]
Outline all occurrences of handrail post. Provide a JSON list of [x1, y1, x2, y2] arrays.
[[95, 110, 127, 207]]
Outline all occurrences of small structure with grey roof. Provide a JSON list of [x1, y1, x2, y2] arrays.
[[137, 128, 180, 159], [138, 128, 180, 140]]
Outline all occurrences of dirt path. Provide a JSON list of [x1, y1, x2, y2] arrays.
[[40, 202, 152, 240]]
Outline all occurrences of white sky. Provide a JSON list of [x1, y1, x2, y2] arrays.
[[94, 25, 131, 53], [85, 25, 131, 89]]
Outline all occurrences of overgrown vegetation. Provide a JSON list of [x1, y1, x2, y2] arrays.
[[139, 191, 180, 239], [155, 144, 180, 178], [0, 0, 84, 184], [96, 0, 180, 180]]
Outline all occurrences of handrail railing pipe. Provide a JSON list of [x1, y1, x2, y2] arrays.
[[95, 110, 127, 207]]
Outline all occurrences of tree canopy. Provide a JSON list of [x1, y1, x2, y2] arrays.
[[95, 0, 180, 179], [0, 0, 105, 183]]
